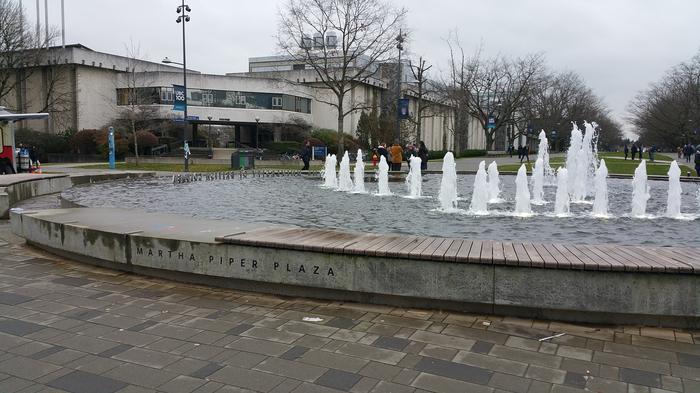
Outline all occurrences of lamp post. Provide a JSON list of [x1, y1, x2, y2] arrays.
[[255, 116, 260, 149], [395, 30, 405, 145], [551, 130, 557, 152], [206, 116, 213, 158], [163, 0, 191, 171]]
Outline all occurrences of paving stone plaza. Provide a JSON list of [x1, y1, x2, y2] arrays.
[[0, 221, 699, 393]]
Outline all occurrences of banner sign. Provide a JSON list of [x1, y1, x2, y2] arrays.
[[487, 116, 496, 129], [173, 84, 186, 112], [312, 146, 327, 160], [108, 126, 115, 169], [398, 98, 410, 119]]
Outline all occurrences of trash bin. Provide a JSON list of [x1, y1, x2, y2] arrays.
[[231, 150, 255, 169]]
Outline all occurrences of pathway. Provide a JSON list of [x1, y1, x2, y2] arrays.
[[0, 222, 698, 393]]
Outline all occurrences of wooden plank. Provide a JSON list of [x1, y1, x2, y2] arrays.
[[365, 235, 402, 256], [583, 245, 626, 271], [467, 240, 483, 263], [522, 243, 544, 268], [532, 243, 557, 268], [480, 240, 494, 264], [390, 236, 425, 258], [431, 239, 454, 261], [543, 243, 570, 269], [612, 246, 655, 272], [377, 236, 417, 257], [443, 240, 466, 262], [564, 244, 599, 270], [322, 232, 364, 253], [511, 243, 530, 267], [454, 240, 473, 263], [618, 246, 667, 273], [553, 243, 585, 270], [648, 247, 696, 273], [502, 242, 518, 265], [344, 234, 387, 255], [492, 241, 505, 264], [421, 238, 447, 260], [632, 246, 687, 273], [408, 238, 440, 260], [597, 245, 642, 272]]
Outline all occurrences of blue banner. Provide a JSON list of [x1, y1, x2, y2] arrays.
[[108, 126, 115, 169], [398, 98, 410, 119], [487, 116, 496, 129], [173, 84, 186, 112]]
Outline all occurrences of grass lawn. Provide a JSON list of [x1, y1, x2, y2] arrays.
[[499, 160, 697, 176], [75, 162, 323, 172], [598, 151, 676, 161]]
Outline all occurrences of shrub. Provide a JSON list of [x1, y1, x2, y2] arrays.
[[311, 129, 360, 155], [70, 129, 99, 154], [95, 130, 129, 159], [428, 150, 448, 160], [14, 128, 71, 162], [128, 130, 159, 153], [458, 149, 487, 158], [263, 141, 301, 154]]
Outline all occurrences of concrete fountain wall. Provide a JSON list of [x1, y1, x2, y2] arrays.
[[10, 206, 700, 328]]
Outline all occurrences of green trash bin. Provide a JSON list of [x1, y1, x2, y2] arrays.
[[231, 150, 255, 169]]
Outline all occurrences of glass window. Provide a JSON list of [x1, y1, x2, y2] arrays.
[[272, 96, 283, 107], [236, 94, 247, 105]]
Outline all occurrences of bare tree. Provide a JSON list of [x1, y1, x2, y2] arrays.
[[277, 0, 406, 152], [406, 56, 433, 143], [629, 51, 700, 148], [0, 0, 44, 108]]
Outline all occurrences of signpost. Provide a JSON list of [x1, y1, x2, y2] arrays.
[[108, 126, 115, 169], [312, 146, 327, 161]]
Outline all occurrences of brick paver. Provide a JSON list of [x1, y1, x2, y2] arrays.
[[0, 223, 698, 392]]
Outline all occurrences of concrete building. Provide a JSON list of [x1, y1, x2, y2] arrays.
[[1, 44, 486, 152]]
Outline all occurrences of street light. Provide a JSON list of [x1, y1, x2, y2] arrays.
[[162, 0, 191, 172], [254, 116, 260, 149], [395, 30, 405, 144], [206, 116, 213, 157]]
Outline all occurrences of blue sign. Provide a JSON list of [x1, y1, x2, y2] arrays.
[[108, 126, 115, 169], [487, 116, 496, 129], [312, 146, 327, 160], [398, 98, 410, 119], [173, 84, 186, 112]]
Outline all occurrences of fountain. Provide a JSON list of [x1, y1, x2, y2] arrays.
[[337, 151, 354, 192], [592, 159, 609, 217], [531, 157, 545, 205], [631, 160, 650, 217], [438, 152, 458, 210], [568, 122, 599, 202], [536, 130, 554, 183], [553, 167, 570, 216], [375, 156, 392, 196], [352, 149, 366, 193], [469, 161, 489, 214], [514, 164, 532, 216], [487, 161, 502, 203], [666, 161, 682, 218], [321, 154, 338, 188], [405, 156, 422, 198]]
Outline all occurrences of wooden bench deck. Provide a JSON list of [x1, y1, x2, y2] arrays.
[[216, 227, 700, 274]]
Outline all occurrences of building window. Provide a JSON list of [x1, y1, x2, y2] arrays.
[[272, 96, 283, 107], [293, 64, 305, 70], [236, 94, 247, 105], [161, 87, 173, 102]]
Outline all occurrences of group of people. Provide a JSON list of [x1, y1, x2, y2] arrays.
[[372, 141, 429, 171], [507, 145, 531, 163], [680, 144, 697, 163], [623, 144, 657, 161]]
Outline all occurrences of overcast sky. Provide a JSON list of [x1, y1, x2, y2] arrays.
[[22, 0, 700, 136]]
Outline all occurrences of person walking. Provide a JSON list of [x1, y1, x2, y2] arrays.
[[377, 143, 389, 163], [389, 141, 403, 171], [624, 144, 629, 160], [695, 148, 700, 176], [300, 141, 311, 170], [517, 145, 523, 161], [649, 145, 656, 162], [417, 141, 429, 171], [520, 145, 530, 163], [371, 149, 379, 167], [631, 144, 638, 160]]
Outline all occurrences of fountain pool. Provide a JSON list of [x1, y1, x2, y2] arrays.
[[61, 173, 700, 247]]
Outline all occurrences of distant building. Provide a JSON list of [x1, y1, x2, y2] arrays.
[[1, 44, 486, 151]]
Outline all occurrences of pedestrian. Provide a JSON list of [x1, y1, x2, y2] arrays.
[[508, 144, 514, 158], [685, 144, 693, 163], [389, 141, 403, 171], [695, 148, 700, 176], [520, 145, 530, 163], [649, 145, 656, 162], [417, 141, 429, 171], [677, 146, 682, 159], [371, 149, 379, 167], [624, 144, 629, 160], [631, 144, 637, 160], [517, 145, 523, 161], [377, 143, 389, 163], [299, 140, 311, 170]]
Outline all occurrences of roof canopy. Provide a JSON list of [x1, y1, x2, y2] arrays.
[[0, 107, 49, 122]]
